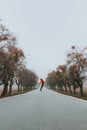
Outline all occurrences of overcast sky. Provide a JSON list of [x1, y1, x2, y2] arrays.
[[0, 0, 87, 79]]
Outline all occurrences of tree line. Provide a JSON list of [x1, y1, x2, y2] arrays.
[[46, 45, 87, 96], [0, 23, 38, 97]]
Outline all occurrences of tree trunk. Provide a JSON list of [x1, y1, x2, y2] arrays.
[[68, 85, 72, 94], [9, 82, 13, 95], [73, 85, 76, 95], [64, 85, 67, 92], [18, 84, 20, 92], [20, 82, 23, 92], [9, 85, 12, 95], [80, 84, 83, 96], [1, 82, 8, 97]]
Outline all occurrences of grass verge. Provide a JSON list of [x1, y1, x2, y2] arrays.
[[52, 88, 87, 101], [0, 88, 37, 99]]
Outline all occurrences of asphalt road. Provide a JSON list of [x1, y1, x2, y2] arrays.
[[0, 87, 87, 130]]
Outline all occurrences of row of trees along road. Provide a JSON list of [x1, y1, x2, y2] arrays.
[[0, 24, 38, 97], [46, 45, 87, 96]]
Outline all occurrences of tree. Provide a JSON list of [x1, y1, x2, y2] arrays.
[[21, 69, 38, 91], [56, 65, 68, 92], [0, 24, 25, 96], [46, 71, 58, 89], [67, 45, 87, 96]]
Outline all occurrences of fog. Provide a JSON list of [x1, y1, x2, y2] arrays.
[[0, 0, 87, 78]]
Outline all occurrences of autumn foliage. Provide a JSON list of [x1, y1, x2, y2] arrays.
[[46, 45, 87, 96], [0, 24, 38, 97]]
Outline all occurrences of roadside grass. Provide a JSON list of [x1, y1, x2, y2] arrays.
[[0, 88, 37, 98], [52, 87, 87, 101]]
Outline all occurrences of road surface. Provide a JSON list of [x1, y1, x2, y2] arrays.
[[0, 87, 87, 130]]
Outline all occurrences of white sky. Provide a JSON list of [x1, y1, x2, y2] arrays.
[[0, 0, 87, 79]]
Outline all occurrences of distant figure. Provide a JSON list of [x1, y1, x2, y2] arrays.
[[40, 78, 44, 91]]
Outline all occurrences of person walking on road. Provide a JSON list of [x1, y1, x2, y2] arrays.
[[40, 78, 44, 91]]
